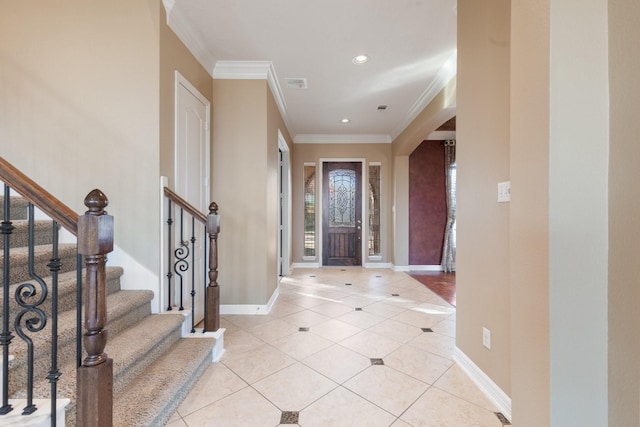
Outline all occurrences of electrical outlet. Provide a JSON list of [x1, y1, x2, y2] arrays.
[[482, 327, 491, 350]]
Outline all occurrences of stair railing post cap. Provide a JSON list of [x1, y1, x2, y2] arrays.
[[84, 189, 109, 215]]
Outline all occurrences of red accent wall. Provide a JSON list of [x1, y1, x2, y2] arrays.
[[409, 140, 447, 265]]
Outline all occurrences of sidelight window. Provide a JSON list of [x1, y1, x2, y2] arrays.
[[303, 163, 316, 258], [368, 163, 381, 258]]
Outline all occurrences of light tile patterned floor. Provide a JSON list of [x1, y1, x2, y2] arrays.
[[167, 268, 509, 427]]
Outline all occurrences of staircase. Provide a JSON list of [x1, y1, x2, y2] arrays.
[[1, 193, 217, 426]]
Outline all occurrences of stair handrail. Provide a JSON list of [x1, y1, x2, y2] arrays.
[[163, 187, 207, 224], [163, 186, 220, 332], [0, 156, 78, 235]]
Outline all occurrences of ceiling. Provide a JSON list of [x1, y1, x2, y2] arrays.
[[164, 0, 458, 144]]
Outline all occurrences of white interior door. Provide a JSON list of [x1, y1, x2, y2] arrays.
[[175, 71, 210, 326]]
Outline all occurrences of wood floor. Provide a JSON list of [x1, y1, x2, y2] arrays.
[[408, 271, 456, 307]]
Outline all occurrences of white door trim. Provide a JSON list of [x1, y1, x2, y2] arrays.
[[278, 130, 291, 276]]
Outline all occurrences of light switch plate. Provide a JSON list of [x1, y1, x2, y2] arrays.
[[498, 181, 510, 202], [483, 327, 491, 349]]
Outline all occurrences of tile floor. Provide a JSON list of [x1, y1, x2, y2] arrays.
[[167, 268, 509, 427]]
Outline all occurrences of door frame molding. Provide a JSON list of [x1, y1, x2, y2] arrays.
[[319, 158, 366, 267], [278, 130, 291, 276]]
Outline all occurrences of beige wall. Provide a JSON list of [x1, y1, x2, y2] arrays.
[[159, 4, 213, 191], [608, 0, 640, 424], [0, 0, 162, 271], [509, 1, 551, 424], [213, 79, 287, 305], [456, 0, 511, 397], [291, 143, 392, 265]]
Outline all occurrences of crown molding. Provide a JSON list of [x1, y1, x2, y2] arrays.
[[162, 0, 216, 77], [294, 134, 392, 144], [212, 61, 290, 134], [390, 51, 458, 141], [427, 130, 456, 140]]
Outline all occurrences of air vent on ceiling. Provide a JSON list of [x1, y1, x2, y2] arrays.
[[377, 105, 388, 110], [284, 78, 307, 89]]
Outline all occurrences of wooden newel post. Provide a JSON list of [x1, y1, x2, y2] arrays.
[[76, 189, 113, 427], [205, 202, 220, 332]]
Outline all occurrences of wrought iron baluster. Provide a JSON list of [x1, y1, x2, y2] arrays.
[[166, 200, 173, 311], [13, 204, 48, 415], [173, 208, 188, 311], [46, 220, 62, 425], [0, 184, 14, 415], [190, 218, 196, 333]]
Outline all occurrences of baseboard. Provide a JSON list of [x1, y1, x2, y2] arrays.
[[392, 264, 410, 272], [408, 265, 443, 271], [364, 262, 393, 269], [453, 346, 512, 421], [220, 287, 280, 315], [291, 262, 321, 269]]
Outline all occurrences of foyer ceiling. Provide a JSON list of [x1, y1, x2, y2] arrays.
[[164, 0, 457, 143]]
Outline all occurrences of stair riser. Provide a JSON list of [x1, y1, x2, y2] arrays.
[[0, 268, 123, 325], [0, 220, 53, 250], [0, 245, 78, 287], [0, 196, 29, 221]]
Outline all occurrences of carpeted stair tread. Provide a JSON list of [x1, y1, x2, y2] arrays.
[[108, 313, 186, 394], [0, 219, 53, 249], [113, 337, 215, 427], [6, 288, 154, 392], [0, 243, 78, 286], [18, 313, 186, 409]]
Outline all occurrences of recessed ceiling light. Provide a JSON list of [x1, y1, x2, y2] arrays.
[[341, 118, 350, 123], [352, 55, 369, 64]]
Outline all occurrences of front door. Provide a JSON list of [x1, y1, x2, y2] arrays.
[[322, 162, 362, 266]]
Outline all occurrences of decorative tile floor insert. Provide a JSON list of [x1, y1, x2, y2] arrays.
[[421, 327, 434, 332], [299, 327, 309, 332], [355, 307, 363, 311], [280, 411, 299, 424], [370, 358, 385, 365]]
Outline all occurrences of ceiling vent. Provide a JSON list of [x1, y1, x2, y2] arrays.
[[377, 105, 388, 110], [284, 78, 308, 89]]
